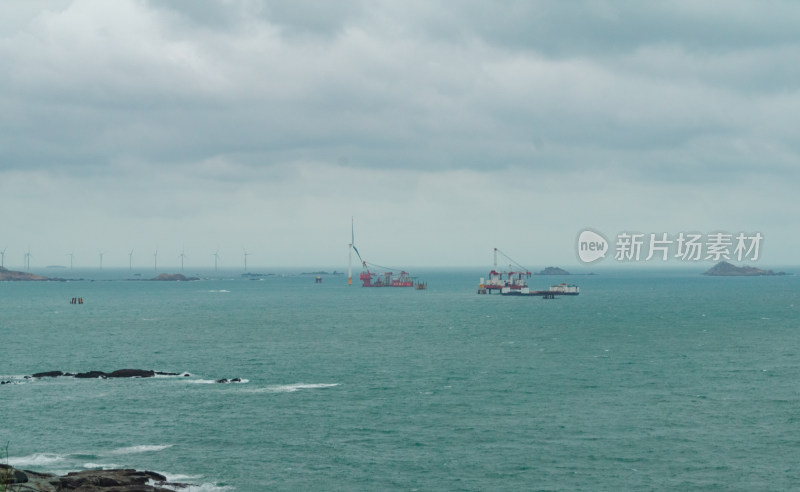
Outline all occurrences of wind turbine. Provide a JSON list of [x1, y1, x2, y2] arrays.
[[243, 247, 251, 272], [24, 248, 31, 271], [153, 249, 159, 272], [67, 252, 74, 270], [1, 248, 6, 268], [212, 248, 220, 272], [179, 248, 186, 272], [98, 251, 105, 270], [129, 249, 134, 271]]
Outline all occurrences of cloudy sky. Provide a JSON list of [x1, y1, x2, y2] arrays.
[[1, 0, 798, 271]]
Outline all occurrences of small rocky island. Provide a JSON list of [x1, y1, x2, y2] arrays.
[[1, 465, 188, 491], [150, 273, 199, 281], [703, 261, 787, 276], [0, 267, 61, 281], [535, 266, 571, 275]]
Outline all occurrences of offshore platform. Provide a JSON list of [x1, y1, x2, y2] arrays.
[[347, 219, 424, 288]]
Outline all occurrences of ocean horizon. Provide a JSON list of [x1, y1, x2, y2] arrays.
[[3, 267, 799, 490]]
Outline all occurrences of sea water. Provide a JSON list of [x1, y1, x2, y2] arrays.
[[2, 268, 799, 490]]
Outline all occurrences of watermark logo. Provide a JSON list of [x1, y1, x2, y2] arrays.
[[577, 230, 763, 263], [577, 229, 609, 263]]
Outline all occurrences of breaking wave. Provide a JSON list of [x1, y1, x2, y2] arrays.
[[7, 453, 66, 467], [108, 444, 173, 455], [160, 483, 234, 492], [82, 462, 120, 470], [246, 383, 340, 393]]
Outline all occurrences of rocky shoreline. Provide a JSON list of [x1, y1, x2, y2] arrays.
[[1, 465, 188, 491], [0, 267, 64, 282]]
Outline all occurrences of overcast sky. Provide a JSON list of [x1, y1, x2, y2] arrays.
[[1, 0, 798, 271]]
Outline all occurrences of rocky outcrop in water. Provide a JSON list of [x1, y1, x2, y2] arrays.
[[703, 261, 787, 276], [31, 369, 186, 379], [0, 267, 62, 281], [535, 266, 571, 275], [216, 378, 243, 383], [151, 273, 199, 281], [19, 369, 245, 384], [1, 464, 188, 491]]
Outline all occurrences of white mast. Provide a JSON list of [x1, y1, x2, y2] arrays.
[[348, 217, 353, 286], [243, 247, 251, 272]]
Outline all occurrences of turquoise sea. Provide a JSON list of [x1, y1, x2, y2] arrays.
[[2, 268, 799, 491]]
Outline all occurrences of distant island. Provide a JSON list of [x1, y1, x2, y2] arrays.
[[151, 273, 199, 281], [703, 261, 787, 276], [0, 266, 62, 281], [535, 266, 571, 275], [302, 270, 345, 275]]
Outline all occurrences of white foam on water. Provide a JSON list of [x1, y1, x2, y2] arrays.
[[82, 462, 120, 470], [184, 378, 248, 384], [207, 289, 230, 293], [108, 444, 173, 455], [7, 453, 66, 467], [162, 473, 203, 481], [157, 482, 234, 492], [0, 374, 30, 384], [154, 372, 192, 378], [183, 484, 235, 492], [253, 383, 340, 393], [151, 473, 235, 491]]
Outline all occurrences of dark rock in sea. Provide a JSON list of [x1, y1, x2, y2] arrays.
[[24, 369, 190, 381], [536, 266, 571, 275], [107, 369, 156, 378], [0, 464, 29, 484], [216, 378, 242, 383], [151, 273, 199, 281], [32, 371, 65, 378], [74, 371, 109, 379], [0, 464, 184, 491], [703, 261, 787, 276]]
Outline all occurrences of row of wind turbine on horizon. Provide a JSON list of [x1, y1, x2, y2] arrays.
[[0, 246, 256, 272]]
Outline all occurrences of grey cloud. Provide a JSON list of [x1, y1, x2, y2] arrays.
[[1, 0, 798, 188]]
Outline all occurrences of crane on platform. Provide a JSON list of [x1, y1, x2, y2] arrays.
[[348, 219, 417, 287]]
